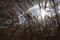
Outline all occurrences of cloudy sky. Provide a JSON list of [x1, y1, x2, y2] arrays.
[[17, 0, 60, 24]]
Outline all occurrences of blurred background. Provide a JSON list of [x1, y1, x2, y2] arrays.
[[0, 0, 60, 40]]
